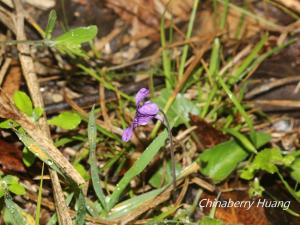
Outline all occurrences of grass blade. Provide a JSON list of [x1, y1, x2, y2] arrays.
[[201, 38, 221, 118], [216, 0, 282, 31], [4, 195, 28, 225], [178, 0, 200, 79], [108, 188, 165, 219], [217, 76, 254, 131], [230, 34, 268, 84], [224, 128, 257, 153], [45, 10, 57, 39], [107, 130, 168, 210], [88, 107, 107, 211], [35, 163, 45, 225], [160, 13, 172, 89], [220, 0, 229, 29], [75, 190, 86, 225]]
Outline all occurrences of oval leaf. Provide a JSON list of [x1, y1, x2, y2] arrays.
[[48, 112, 81, 130], [13, 91, 33, 116], [54, 26, 98, 47]]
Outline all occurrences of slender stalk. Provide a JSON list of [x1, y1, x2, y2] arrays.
[[159, 109, 176, 191], [0, 39, 46, 46]]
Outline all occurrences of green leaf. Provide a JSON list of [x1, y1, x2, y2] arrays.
[[32, 107, 44, 121], [249, 131, 271, 149], [107, 130, 168, 210], [0, 119, 17, 129], [0, 187, 5, 197], [48, 112, 81, 130], [53, 26, 98, 56], [3, 175, 18, 184], [22, 147, 36, 167], [54, 25, 98, 46], [8, 183, 26, 195], [153, 88, 199, 127], [13, 91, 33, 116], [45, 10, 57, 39], [290, 157, 300, 183], [224, 128, 257, 153], [74, 163, 90, 181], [54, 137, 73, 147], [199, 216, 228, 225], [88, 107, 107, 210], [3, 177, 26, 197], [240, 148, 295, 180], [197, 139, 249, 183], [0, 179, 8, 197], [248, 178, 265, 197]]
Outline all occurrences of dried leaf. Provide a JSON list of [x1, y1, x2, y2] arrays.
[[0, 140, 25, 173], [190, 115, 229, 148]]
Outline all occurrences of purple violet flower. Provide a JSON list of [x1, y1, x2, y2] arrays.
[[122, 88, 160, 142]]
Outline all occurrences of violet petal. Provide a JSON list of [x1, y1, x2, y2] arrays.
[[138, 101, 159, 115], [122, 126, 134, 142], [135, 88, 149, 106], [133, 114, 154, 126]]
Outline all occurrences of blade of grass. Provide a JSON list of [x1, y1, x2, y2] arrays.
[[107, 130, 168, 210], [146, 205, 179, 225], [277, 171, 300, 203], [160, 13, 172, 89], [88, 106, 107, 211], [178, 0, 200, 79], [4, 195, 28, 225], [216, 0, 283, 31], [44, 10, 57, 39], [267, 0, 300, 20], [242, 38, 296, 81], [108, 188, 165, 219], [201, 38, 220, 118], [217, 76, 254, 131], [265, 189, 300, 217], [108, 162, 199, 221], [209, 192, 221, 218], [75, 190, 86, 225], [223, 128, 257, 153], [35, 163, 45, 225], [234, 2, 246, 39], [229, 34, 268, 84], [208, 38, 221, 79], [220, 0, 229, 29]]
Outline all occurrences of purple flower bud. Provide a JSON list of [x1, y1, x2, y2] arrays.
[[122, 126, 133, 142], [135, 88, 149, 107]]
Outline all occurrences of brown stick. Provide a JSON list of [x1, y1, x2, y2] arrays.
[[12, 1, 80, 224]]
